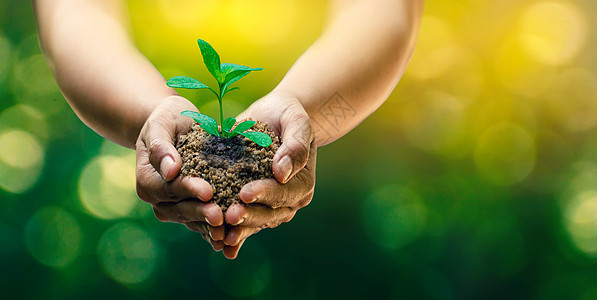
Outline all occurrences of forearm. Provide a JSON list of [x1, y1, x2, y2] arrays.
[[274, 0, 423, 146], [33, 0, 176, 148]]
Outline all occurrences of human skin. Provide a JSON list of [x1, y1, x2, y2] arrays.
[[32, 0, 423, 259]]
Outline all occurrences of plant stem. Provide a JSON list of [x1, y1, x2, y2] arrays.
[[218, 85, 224, 135]]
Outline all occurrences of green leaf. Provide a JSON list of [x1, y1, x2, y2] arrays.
[[220, 63, 262, 84], [166, 76, 209, 89], [220, 65, 262, 95], [197, 39, 221, 81], [222, 117, 236, 138], [222, 87, 239, 98], [241, 131, 273, 147], [232, 120, 256, 134], [180, 110, 220, 136], [221, 70, 250, 96]]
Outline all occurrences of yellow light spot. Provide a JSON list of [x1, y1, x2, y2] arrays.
[[229, 0, 298, 46], [519, 1, 587, 65], [209, 240, 271, 297], [0, 130, 43, 168], [494, 37, 556, 97], [157, 0, 218, 28], [97, 222, 157, 285], [474, 123, 536, 186], [0, 130, 45, 194], [565, 191, 597, 256], [25, 206, 82, 268], [78, 154, 139, 220], [407, 17, 458, 80], [362, 184, 427, 250]]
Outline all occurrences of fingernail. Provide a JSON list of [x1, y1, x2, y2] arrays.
[[245, 192, 260, 203], [160, 155, 175, 179], [278, 155, 292, 183], [237, 217, 245, 225]]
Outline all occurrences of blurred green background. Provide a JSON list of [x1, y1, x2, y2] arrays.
[[2, 0, 597, 299]]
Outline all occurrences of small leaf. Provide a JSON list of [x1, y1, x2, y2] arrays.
[[222, 87, 239, 98], [221, 70, 250, 96], [232, 120, 256, 134], [220, 63, 262, 84], [180, 110, 220, 136], [197, 39, 221, 81], [166, 76, 209, 89], [222, 117, 236, 138], [241, 131, 273, 147]]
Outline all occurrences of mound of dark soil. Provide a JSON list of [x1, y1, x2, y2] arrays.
[[176, 120, 280, 211]]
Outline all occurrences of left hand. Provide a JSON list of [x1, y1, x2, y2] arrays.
[[204, 91, 317, 259]]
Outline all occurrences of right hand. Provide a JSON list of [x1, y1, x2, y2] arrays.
[[135, 95, 226, 247]]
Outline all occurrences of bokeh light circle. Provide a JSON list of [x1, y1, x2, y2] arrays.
[[0, 105, 49, 144], [97, 222, 158, 285], [230, 0, 298, 45], [24, 206, 82, 268], [474, 123, 536, 186], [78, 151, 139, 220], [0, 129, 45, 193], [12, 54, 66, 116], [495, 37, 556, 97], [402, 92, 468, 157], [0, 130, 43, 168], [519, 1, 587, 65], [407, 16, 458, 80], [565, 191, 597, 256], [362, 184, 428, 250], [209, 240, 272, 297]]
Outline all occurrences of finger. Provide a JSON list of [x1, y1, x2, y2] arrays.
[[273, 104, 314, 183], [238, 177, 313, 209], [187, 222, 209, 234], [141, 117, 184, 182], [225, 203, 295, 228], [154, 201, 223, 226], [224, 226, 261, 246], [201, 233, 225, 252], [136, 164, 214, 203], [185, 222, 225, 241], [239, 144, 317, 207], [209, 225, 226, 241], [223, 238, 246, 260]]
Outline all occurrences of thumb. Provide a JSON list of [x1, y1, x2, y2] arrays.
[[273, 105, 314, 184], [142, 120, 182, 182]]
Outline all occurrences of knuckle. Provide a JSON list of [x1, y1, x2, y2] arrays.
[[268, 198, 284, 209], [282, 213, 295, 224], [136, 172, 153, 203], [153, 207, 168, 222], [298, 194, 313, 208], [163, 181, 178, 201], [149, 138, 167, 156], [287, 136, 310, 160]]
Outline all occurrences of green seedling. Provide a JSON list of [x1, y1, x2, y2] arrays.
[[166, 39, 272, 147]]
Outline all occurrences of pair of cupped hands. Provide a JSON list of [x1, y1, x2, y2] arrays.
[[135, 91, 316, 259]]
